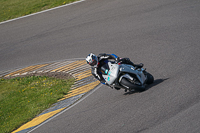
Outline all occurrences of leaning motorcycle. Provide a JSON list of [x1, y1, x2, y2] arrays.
[[101, 61, 154, 92]]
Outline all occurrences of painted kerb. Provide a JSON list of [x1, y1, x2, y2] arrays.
[[0, 59, 99, 133]]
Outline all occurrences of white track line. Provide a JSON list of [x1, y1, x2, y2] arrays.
[[0, 0, 85, 25]]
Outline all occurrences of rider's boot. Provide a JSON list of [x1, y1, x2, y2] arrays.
[[133, 63, 144, 69], [120, 58, 134, 66], [114, 87, 120, 90]]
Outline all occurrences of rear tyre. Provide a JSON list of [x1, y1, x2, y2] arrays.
[[120, 78, 145, 92], [146, 72, 154, 84]]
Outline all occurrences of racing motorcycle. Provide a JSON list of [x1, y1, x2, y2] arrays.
[[101, 61, 154, 92]]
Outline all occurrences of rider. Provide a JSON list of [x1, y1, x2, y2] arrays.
[[86, 53, 142, 90]]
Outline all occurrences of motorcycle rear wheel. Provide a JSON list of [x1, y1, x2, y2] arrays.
[[120, 78, 145, 92], [146, 72, 154, 84]]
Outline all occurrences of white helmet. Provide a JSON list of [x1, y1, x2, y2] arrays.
[[86, 53, 98, 67]]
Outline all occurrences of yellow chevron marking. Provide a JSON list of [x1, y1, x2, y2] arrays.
[[50, 60, 78, 72], [74, 69, 91, 77], [76, 73, 93, 81], [61, 60, 86, 71], [5, 64, 48, 77], [73, 69, 92, 81], [58, 81, 100, 101], [12, 108, 65, 133], [51, 60, 86, 72]]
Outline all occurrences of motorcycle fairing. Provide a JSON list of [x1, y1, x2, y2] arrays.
[[103, 62, 120, 85], [119, 64, 146, 85], [102, 62, 147, 86]]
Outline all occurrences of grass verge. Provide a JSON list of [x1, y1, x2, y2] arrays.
[[0, 76, 74, 133], [0, 0, 78, 22]]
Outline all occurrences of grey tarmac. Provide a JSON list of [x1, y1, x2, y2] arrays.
[[0, 0, 200, 133]]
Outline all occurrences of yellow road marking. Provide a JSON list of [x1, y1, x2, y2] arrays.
[[12, 108, 65, 133], [51, 60, 86, 72], [73, 69, 93, 81], [74, 69, 91, 77], [58, 81, 100, 101], [62, 62, 87, 72], [5, 64, 48, 77], [76, 73, 93, 81], [50, 60, 79, 72]]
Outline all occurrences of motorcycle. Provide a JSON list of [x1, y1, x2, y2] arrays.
[[101, 61, 154, 92]]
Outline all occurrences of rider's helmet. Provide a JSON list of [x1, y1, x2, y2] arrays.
[[86, 53, 98, 67]]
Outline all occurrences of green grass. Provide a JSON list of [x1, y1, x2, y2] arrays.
[[0, 76, 74, 133], [0, 0, 78, 22]]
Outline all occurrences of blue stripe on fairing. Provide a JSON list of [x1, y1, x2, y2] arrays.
[[111, 54, 118, 58]]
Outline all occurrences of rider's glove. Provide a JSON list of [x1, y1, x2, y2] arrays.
[[116, 57, 120, 62], [101, 81, 107, 85], [117, 58, 123, 63]]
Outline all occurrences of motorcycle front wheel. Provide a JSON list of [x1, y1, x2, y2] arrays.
[[120, 78, 145, 92]]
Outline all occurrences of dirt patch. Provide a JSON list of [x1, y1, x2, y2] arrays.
[[2, 72, 74, 80]]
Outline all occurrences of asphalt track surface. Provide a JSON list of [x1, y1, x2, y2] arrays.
[[1, 0, 200, 132]]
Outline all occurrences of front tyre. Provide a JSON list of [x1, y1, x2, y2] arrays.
[[120, 78, 145, 92]]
